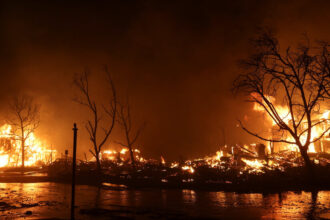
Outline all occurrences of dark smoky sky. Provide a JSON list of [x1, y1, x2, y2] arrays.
[[0, 0, 329, 160]]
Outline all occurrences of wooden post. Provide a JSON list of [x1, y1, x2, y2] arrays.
[[71, 123, 78, 220]]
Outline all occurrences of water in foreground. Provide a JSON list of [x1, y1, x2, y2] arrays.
[[0, 182, 329, 219]]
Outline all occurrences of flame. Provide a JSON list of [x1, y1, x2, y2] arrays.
[[253, 98, 292, 125], [0, 124, 11, 137], [0, 154, 9, 167], [100, 147, 146, 163], [97, 143, 329, 177], [0, 124, 56, 167], [252, 93, 329, 154], [321, 110, 329, 120], [215, 150, 223, 160], [181, 165, 195, 173], [241, 158, 265, 173], [160, 156, 165, 165], [102, 150, 117, 161], [242, 158, 264, 169], [170, 162, 179, 168], [120, 148, 128, 154]]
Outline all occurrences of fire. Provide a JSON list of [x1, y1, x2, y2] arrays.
[[208, 150, 224, 167], [102, 150, 117, 161], [96, 142, 330, 178], [0, 154, 9, 167], [215, 150, 223, 160], [0, 124, 11, 137], [252, 93, 329, 154], [253, 102, 292, 125], [0, 124, 56, 167], [161, 156, 166, 165], [181, 165, 195, 173], [188, 150, 225, 168], [322, 110, 330, 120], [242, 158, 264, 169], [120, 148, 128, 154], [170, 162, 179, 168], [101, 147, 146, 163]]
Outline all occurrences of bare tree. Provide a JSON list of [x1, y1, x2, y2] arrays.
[[7, 95, 40, 168], [116, 101, 145, 169], [233, 30, 329, 170], [73, 67, 117, 172]]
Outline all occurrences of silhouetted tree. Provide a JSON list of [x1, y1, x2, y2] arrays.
[[7, 95, 40, 168], [73, 67, 117, 172], [233, 30, 329, 171], [116, 101, 145, 169]]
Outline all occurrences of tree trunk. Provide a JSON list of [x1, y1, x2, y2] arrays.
[[300, 147, 313, 168], [128, 146, 135, 169], [21, 124, 25, 169], [299, 147, 315, 183], [95, 151, 101, 172], [21, 139, 25, 168]]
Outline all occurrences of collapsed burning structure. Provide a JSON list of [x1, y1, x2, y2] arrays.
[[77, 140, 329, 190], [91, 101, 330, 177]]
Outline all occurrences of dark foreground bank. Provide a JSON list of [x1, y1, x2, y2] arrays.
[[1, 164, 330, 193]]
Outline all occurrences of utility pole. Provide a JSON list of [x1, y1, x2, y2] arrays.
[[71, 123, 78, 220]]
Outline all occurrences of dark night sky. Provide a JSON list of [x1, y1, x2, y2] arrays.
[[0, 0, 329, 160]]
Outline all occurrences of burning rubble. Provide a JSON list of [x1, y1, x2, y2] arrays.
[[86, 100, 329, 187], [67, 98, 329, 184], [89, 138, 329, 178]]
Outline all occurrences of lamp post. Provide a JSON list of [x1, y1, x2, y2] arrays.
[[71, 123, 78, 220]]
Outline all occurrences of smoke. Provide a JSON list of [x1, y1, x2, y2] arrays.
[[0, 0, 329, 160]]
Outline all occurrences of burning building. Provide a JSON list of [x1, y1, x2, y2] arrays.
[[0, 124, 56, 167], [252, 93, 330, 155]]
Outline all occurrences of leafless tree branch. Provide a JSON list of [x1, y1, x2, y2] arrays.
[[73, 67, 117, 171]]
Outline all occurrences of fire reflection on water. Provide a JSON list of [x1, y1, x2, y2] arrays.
[[0, 183, 328, 219], [209, 190, 328, 219], [182, 189, 196, 204]]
